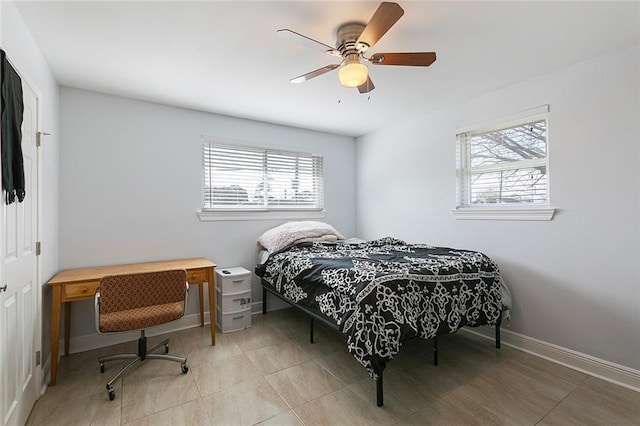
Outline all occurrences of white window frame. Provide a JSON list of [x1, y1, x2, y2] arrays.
[[452, 105, 555, 221], [198, 138, 325, 222]]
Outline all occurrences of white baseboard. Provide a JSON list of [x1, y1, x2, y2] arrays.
[[463, 326, 640, 392], [47, 307, 639, 393], [58, 312, 212, 356], [54, 305, 272, 363], [254, 299, 640, 392]]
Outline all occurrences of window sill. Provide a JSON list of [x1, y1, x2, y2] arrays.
[[198, 210, 326, 222], [451, 207, 555, 221]]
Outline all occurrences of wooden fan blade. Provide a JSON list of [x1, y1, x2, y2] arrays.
[[290, 64, 340, 83], [277, 29, 340, 55], [357, 76, 375, 94], [356, 2, 404, 50], [370, 52, 437, 66]]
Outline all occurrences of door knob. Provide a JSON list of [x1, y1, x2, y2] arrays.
[[0, 284, 7, 292]]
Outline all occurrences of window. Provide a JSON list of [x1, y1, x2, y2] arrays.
[[201, 139, 324, 212], [454, 106, 554, 220]]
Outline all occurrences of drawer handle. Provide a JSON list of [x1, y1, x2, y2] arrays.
[[232, 279, 244, 283], [232, 298, 251, 304], [81, 287, 88, 294], [232, 315, 245, 320]]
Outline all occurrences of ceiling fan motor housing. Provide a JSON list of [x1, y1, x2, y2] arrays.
[[335, 22, 368, 55]]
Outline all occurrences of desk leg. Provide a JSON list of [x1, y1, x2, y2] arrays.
[[208, 267, 216, 346], [50, 285, 61, 386], [198, 283, 204, 327], [64, 302, 72, 356]]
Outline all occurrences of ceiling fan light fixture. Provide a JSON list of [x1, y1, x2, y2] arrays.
[[338, 60, 368, 88]]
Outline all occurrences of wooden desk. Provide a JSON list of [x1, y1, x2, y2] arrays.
[[46, 257, 216, 385]]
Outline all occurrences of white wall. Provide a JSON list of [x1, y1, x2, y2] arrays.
[[356, 46, 640, 372], [1, 0, 60, 380], [59, 87, 357, 338]]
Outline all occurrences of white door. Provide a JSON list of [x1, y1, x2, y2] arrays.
[[0, 82, 40, 426]]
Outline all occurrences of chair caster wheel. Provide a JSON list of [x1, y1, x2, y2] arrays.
[[181, 362, 189, 374], [107, 385, 115, 401], [100, 363, 105, 374]]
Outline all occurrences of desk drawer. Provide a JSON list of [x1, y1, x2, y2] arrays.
[[63, 282, 99, 300], [187, 268, 208, 283]]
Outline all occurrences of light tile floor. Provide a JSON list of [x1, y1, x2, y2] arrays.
[[27, 308, 640, 425]]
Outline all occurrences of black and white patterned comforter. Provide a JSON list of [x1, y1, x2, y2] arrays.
[[255, 237, 504, 378]]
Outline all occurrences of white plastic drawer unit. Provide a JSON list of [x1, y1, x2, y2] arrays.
[[216, 267, 251, 294], [217, 292, 251, 312], [216, 309, 251, 333], [215, 267, 252, 333]]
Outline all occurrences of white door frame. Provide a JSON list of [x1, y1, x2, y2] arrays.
[[21, 72, 43, 397], [0, 66, 43, 423], [26, 75, 43, 398]]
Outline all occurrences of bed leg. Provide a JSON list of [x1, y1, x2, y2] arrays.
[[376, 374, 383, 407], [310, 318, 315, 344], [262, 287, 267, 315], [372, 361, 386, 407], [433, 336, 439, 365], [495, 311, 502, 349]]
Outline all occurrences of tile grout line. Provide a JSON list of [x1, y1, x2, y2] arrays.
[[533, 374, 589, 425]]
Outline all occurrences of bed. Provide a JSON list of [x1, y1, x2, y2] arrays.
[[255, 221, 511, 406]]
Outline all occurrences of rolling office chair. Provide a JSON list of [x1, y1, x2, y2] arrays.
[[94, 269, 190, 401]]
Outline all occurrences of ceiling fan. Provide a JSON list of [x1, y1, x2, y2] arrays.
[[278, 2, 436, 94]]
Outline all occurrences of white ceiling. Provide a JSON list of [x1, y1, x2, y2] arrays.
[[14, 1, 640, 137]]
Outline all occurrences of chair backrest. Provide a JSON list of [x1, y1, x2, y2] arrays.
[[98, 269, 187, 314]]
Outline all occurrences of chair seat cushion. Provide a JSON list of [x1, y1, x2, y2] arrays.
[[99, 301, 184, 332]]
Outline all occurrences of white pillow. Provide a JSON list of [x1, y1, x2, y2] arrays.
[[257, 221, 345, 253], [292, 234, 338, 245]]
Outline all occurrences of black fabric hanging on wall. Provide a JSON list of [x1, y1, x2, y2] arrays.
[[1, 48, 25, 205]]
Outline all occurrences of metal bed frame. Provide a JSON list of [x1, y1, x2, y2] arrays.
[[262, 284, 502, 407]]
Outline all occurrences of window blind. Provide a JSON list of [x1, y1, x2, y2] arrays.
[[202, 141, 324, 211]]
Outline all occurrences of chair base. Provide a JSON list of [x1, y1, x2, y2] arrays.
[[99, 330, 188, 401]]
